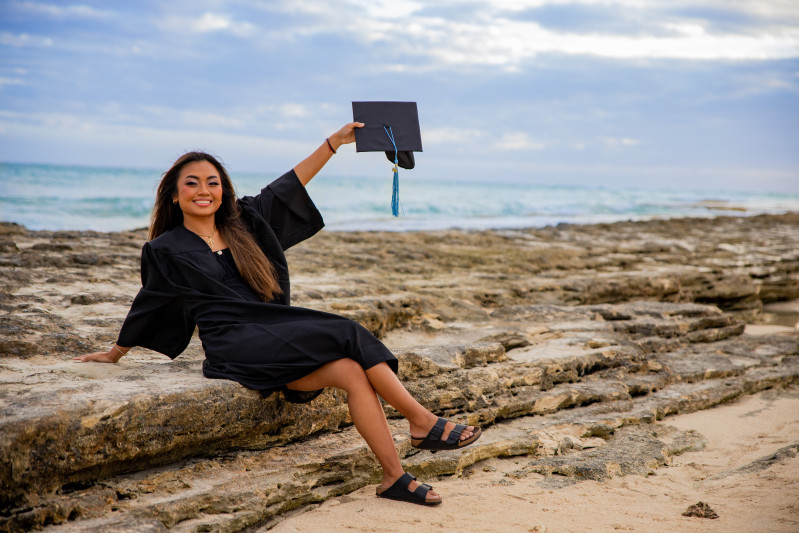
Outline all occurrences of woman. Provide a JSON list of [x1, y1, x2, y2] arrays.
[[74, 122, 481, 506]]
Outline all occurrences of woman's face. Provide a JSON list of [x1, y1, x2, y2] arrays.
[[173, 160, 224, 222]]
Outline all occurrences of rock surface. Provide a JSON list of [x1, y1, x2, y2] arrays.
[[682, 501, 719, 519], [1, 213, 798, 531]]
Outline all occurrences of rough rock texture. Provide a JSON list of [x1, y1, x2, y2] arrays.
[[710, 442, 799, 479], [682, 501, 719, 519], [1, 214, 798, 531], [507, 424, 707, 482]]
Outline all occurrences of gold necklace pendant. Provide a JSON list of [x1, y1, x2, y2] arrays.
[[191, 227, 216, 250], [201, 231, 215, 250]]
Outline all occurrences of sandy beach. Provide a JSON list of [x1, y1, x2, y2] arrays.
[[271, 385, 799, 533], [1, 214, 798, 532]]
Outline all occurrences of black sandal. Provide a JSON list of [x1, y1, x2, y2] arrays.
[[410, 417, 482, 451], [376, 473, 441, 506]]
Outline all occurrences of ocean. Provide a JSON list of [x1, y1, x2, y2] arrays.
[[1, 162, 798, 233]]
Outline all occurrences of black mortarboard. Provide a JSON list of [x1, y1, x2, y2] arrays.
[[352, 101, 423, 216], [352, 101, 423, 169]]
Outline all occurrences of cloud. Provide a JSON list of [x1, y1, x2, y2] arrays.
[[456, 0, 799, 21], [0, 31, 53, 47], [726, 71, 799, 99], [0, 109, 310, 170], [192, 13, 255, 37], [9, 1, 112, 19], [137, 105, 249, 130], [599, 136, 641, 149], [277, 103, 310, 119], [156, 12, 256, 38], [0, 76, 25, 87], [0, 100, 341, 147], [357, 0, 424, 18], [415, 19, 797, 65], [423, 126, 489, 144], [266, 0, 799, 69], [2, 0, 797, 194], [495, 132, 546, 151]]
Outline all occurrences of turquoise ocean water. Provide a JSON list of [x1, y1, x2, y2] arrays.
[[1, 162, 798, 233]]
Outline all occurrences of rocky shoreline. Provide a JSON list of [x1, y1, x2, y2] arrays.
[[1, 213, 798, 531]]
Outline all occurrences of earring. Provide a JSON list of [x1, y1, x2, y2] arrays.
[[173, 200, 178, 204]]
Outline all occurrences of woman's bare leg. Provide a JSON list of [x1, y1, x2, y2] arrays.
[[364, 362, 476, 442], [286, 358, 441, 502]]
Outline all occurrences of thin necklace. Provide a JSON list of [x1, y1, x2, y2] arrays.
[[188, 226, 216, 250]]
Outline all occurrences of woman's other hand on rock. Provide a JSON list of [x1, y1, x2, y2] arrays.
[[72, 350, 122, 363]]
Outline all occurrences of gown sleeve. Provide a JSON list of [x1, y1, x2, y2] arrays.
[[242, 169, 324, 250], [116, 242, 195, 359]]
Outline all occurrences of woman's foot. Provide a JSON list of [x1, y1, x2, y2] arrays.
[[376, 472, 442, 505], [410, 416, 482, 450]]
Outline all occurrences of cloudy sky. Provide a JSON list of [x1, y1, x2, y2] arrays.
[[1, 0, 798, 192]]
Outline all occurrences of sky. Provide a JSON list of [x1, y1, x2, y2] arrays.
[[1, 0, 798, 192]]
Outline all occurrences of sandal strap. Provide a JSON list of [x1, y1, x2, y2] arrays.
[[397, 472, 416, 487], [445, 423, 466, 445], [378, 473, 439, 506], [413, 483, 430, 500], [427, 418, 448, 441], [411, 418, 481, 452], [387, 473, 431, 500]]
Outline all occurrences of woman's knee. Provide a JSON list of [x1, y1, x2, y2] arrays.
[[329, 358, 371, 391]]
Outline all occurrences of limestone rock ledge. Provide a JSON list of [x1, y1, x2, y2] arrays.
[[1, 214, 799, 531], [2, 301, 797, 532]]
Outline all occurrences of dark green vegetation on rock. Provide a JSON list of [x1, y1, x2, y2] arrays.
[[1, 213, 798, 531]]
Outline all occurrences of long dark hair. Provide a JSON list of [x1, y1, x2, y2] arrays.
[[150, 152, 282, 302]]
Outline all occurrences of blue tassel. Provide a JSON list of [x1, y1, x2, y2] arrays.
[[384, 125, 401, 217], [391, 165, 399, 217]]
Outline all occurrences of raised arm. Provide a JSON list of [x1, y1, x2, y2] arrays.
[[293, 122, 364, 186]]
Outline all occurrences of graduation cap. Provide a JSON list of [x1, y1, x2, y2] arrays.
[[352, 101, 423, 216]]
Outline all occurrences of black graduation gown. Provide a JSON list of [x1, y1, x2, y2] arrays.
[[116, 170, 398, 401]]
